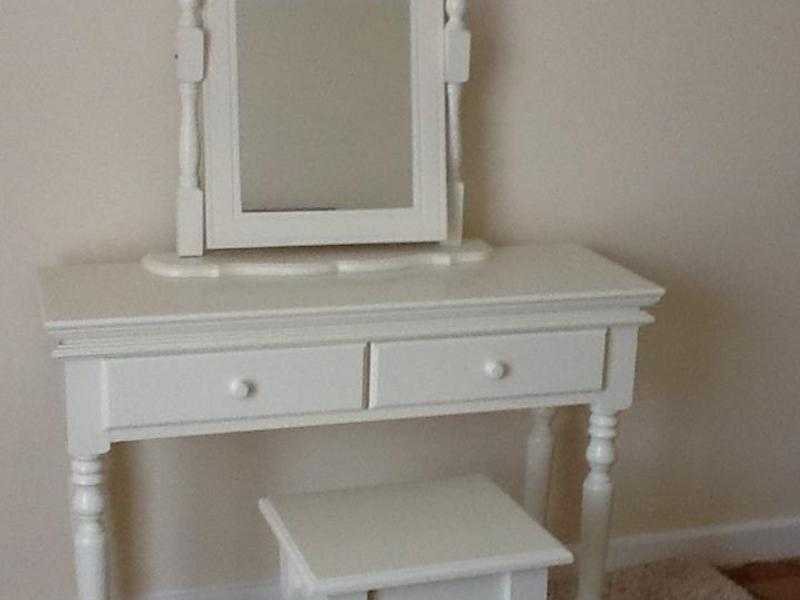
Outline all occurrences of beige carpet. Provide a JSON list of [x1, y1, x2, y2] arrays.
[[548, 560, 754, 600]]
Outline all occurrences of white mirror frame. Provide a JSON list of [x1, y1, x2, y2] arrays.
[[175, 0, 469, 257]]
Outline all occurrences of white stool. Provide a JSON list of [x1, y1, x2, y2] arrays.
[[259, 475, 573, 600]]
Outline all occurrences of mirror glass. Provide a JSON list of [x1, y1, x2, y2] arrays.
[[236, 0, 413, 213]]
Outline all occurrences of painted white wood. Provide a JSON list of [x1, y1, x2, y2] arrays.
[[607, 515, 800, 571], [177, 188, 204, 258], [597, 326, 641, 411], [280, 546, 310, 600], [444, 0, 470, 246], [260, 476, 570, 598], [37, 244, 664, 600], [48, 309, 651, 362], [104, 344, 365, 429], [176, 0, 204, 257], [202, 0, 447, 250], [41, 245, 663, 336], [576, 408, 619, 600], [71, 455, 108, 600], [65, 361, 111, 456], [95, 321, 641, 445], [107, 394, 610, 446], [369, 330, 607, 408], [375, 572, 543, 600], [142, 240, 491, 279], [524, 407, 557, 523], [444, 0, 470, 84], [176, 25, 203, 83], [508, 569, 548, 600]]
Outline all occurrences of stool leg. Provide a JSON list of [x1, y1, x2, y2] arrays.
[[576, 407, 619, 600], [509, 569, 549, 600]]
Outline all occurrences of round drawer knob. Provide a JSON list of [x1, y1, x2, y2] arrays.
[[229, 379, 256, 399], [484, 360, 508, 380]]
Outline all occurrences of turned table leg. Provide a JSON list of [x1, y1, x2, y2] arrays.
[[524, 407, 557, 524], [576, 407, 619, 600], [71, 455, 109, 600]]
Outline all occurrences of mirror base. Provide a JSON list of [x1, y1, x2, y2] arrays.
[[142, 240, 492, 279]]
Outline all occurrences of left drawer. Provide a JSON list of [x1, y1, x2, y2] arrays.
[[105, 344, 366, 428]]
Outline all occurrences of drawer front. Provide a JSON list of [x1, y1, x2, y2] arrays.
[[106, 344, 366, 428], [369, 330, 606, 408]]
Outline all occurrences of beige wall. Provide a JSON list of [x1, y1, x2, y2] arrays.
[[2, 1, 799, 598]]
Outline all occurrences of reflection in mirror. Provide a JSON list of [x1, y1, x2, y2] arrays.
[[236, 0, 413, 213]]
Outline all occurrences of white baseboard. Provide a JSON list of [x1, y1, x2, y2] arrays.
[[605, 515, 800, 571], [136, 515, 800, 600]]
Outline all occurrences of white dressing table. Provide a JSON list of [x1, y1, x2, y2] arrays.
[[39, 243, 663, 600], [43, 2, 664, 598]]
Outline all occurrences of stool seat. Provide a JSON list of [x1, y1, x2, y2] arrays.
[[259, 475, 572, 600]]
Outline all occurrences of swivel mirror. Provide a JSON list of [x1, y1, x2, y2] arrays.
[[158, 0, 482, 272]]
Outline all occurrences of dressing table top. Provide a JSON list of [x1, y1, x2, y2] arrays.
[[40, 244, 662, 336]]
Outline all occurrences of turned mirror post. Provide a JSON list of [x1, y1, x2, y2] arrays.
[[444, 0, 469, 245], [176, 0, 205, 256]]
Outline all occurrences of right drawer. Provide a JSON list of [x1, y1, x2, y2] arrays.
[[369, 329, 607, 408]]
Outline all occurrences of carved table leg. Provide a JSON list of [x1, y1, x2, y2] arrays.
[[524, 407, 557, 524], [576, 407, 619, 600], [71, 455, 108, 600]]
